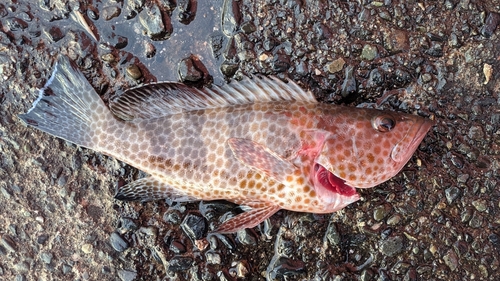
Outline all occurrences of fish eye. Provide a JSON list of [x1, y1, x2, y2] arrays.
[[372, 116, 395, 132]]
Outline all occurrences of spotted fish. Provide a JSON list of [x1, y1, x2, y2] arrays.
[[19, 57, 434, 233]]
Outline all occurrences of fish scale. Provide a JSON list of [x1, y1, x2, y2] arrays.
[[19, 57, 434, 233]]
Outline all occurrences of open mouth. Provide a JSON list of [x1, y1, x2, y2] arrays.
[[314, 163, 357, 196]]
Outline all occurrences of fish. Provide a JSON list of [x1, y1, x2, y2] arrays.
[[19, 57, 434, 233]]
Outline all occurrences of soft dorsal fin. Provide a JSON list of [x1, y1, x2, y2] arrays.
[[110, 76, 317, 121]]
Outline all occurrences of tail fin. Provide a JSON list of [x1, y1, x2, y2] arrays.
[[19, 57, 109, 149]]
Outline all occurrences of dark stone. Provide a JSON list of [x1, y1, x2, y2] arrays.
[[6, 17, 28, 32], [210, 32, 226, 60], [178, 0, 197, 24], [168, 256, 193, 272], [1, 235, 17, 252], [37, 234, 49, 245], [86, 205, 102, 222], [117, 269, 137, 281], [47, 26, 64, 42], [0, 3, 7, 17], [169, 240, 187, 254], [220, 61, 239, 77], [379, 236, 404, 257], [62, 264, 72, 275], [118, 217, 139, 232], [271, 53, 290, 72], [445, 187, 461, 204], [40, 252, 53, 264], [113, 35, 128, 49], [178, 57, 203, 82], [468, 212, 483, 228], [425, 42, 443, 57], [367, 68, 384, 87], [481, 12, 500, 38], [241, 21, 256, 34], [178, 55, 211, 84], [163, 209, 182, 224], [269, 257, 306, 279], [139, 4, 172, 41], [488, 233, 500, 248], [340, 65, 358, 101], [181, 213, 208, 241], [110, 232, 129, 252]]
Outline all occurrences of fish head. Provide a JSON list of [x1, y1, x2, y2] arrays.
[[312, 108, 434, 194]]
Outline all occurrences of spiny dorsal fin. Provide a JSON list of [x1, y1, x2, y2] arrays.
[[110, 76, 317, 121]]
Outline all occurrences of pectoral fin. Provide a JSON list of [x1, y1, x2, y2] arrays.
[[115, 176, 198, 202], [214, 203, 281, 233], [227, 138, 296, 182]]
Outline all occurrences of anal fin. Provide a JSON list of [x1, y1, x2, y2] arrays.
[[214, 203, 280, 233], [114, 176, 198, 202]]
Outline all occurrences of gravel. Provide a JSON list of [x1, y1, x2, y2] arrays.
[[1, 0, 499, 280]]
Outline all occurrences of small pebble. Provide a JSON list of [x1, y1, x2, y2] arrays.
[[101, 54, 115, 62], [40, 252, 53, 264], [37, 234, 49, 244], [81, 243, 93, 254], [139, 4, 170, 40], [373, 205, 390, 221], [443, 249, 458, 271], [168, 256, 194, 272], [259, 53, 269, 61], [169, 240, 186, 254], [110, 232, 129, 252], [101, 6, 121, 21], [379, 236, 403, 257], [117, 269, 137, 281], [14, 261, 29, 272], [235, 261, 249, 278], [178, 56, 203, 82], [386, 214, 401, 225], [472, 199, 487, 212], [241, 21, 256, 34], [181, 213, 207, 242], [483, 63, 492, 84], [468, 211, 483, 228], [144, 42, 156, 58], [205, 250, 222, 265], [326, 58, 345, 73], [125, 65, 142, 80], [1, 235, 17, 252], [429, 244, 438, 255], [360, 44, 377, 60], [480, 12, 500, 38], [62, 264, 72, 275], [421, 73, 432, 83], [220, 62, 239, 77]]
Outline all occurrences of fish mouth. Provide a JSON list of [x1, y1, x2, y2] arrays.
[[314, 163, 358, 197], [392, 117, 435, 162]]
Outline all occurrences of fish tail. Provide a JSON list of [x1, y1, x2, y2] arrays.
[[19, 57, 111, 150]]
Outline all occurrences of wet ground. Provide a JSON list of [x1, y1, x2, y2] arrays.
[[1, 0, 499, 280]]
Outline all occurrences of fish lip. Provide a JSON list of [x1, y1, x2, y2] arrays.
[[392, 117, 435, 162]]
